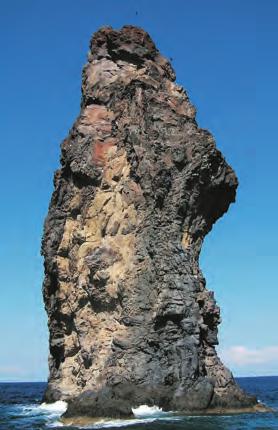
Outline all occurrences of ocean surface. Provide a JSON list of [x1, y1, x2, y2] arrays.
[[0, 377, 277, 430]]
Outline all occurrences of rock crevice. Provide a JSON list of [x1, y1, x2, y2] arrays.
[[42, 25, 257, 417]]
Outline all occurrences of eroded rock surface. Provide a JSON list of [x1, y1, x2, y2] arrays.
[[42, 25, 257, 417]]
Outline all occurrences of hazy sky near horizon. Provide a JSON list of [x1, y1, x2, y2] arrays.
[[0, 0, 277, 381]]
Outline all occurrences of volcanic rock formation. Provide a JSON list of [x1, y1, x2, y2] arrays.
[[42, 25, 257, 418]]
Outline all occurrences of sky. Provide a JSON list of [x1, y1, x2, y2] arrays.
[[0, 0, 277, 381]]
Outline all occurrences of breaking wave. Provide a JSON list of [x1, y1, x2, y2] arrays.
[[131, 404, 166, 417], [38, 400, 68, 414]]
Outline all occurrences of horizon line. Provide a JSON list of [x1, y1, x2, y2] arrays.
[[1, 375, 278, 383]]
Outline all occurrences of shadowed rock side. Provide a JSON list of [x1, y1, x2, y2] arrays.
[[42, 25, 257, 418]]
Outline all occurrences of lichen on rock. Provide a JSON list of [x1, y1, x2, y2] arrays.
[[42, 25, 257, 418]]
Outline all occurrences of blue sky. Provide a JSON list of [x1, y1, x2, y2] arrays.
[[0, 0, 277, 381]]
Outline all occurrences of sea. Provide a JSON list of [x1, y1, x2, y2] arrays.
[[0, 377, 277, 430]]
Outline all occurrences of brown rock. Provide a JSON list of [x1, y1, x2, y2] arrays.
[[42, 25, 258, 417]]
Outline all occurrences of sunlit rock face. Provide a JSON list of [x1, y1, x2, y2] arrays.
[[42, 25, 257, 418]]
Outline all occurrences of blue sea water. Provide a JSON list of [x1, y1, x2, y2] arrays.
[[0, 377, 277, 429]]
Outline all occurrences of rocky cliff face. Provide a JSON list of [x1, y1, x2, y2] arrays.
[[42, 25, 257, 418]]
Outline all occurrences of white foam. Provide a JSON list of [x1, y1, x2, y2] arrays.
[[89, 418, 156, 428], [131, 404, 165, 417], [75, 416, 182, 429], [47, 420, 65, 427], [38, 400, 68, 414]]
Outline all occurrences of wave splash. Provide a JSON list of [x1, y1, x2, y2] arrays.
[[131, 404, 166, 417], [38, 400, 68, 414]]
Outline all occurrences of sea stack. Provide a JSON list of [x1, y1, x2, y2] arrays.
[[42, 25, 257, 418]]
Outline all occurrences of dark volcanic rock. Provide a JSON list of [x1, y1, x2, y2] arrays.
[[42, 25, 257, 417]]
